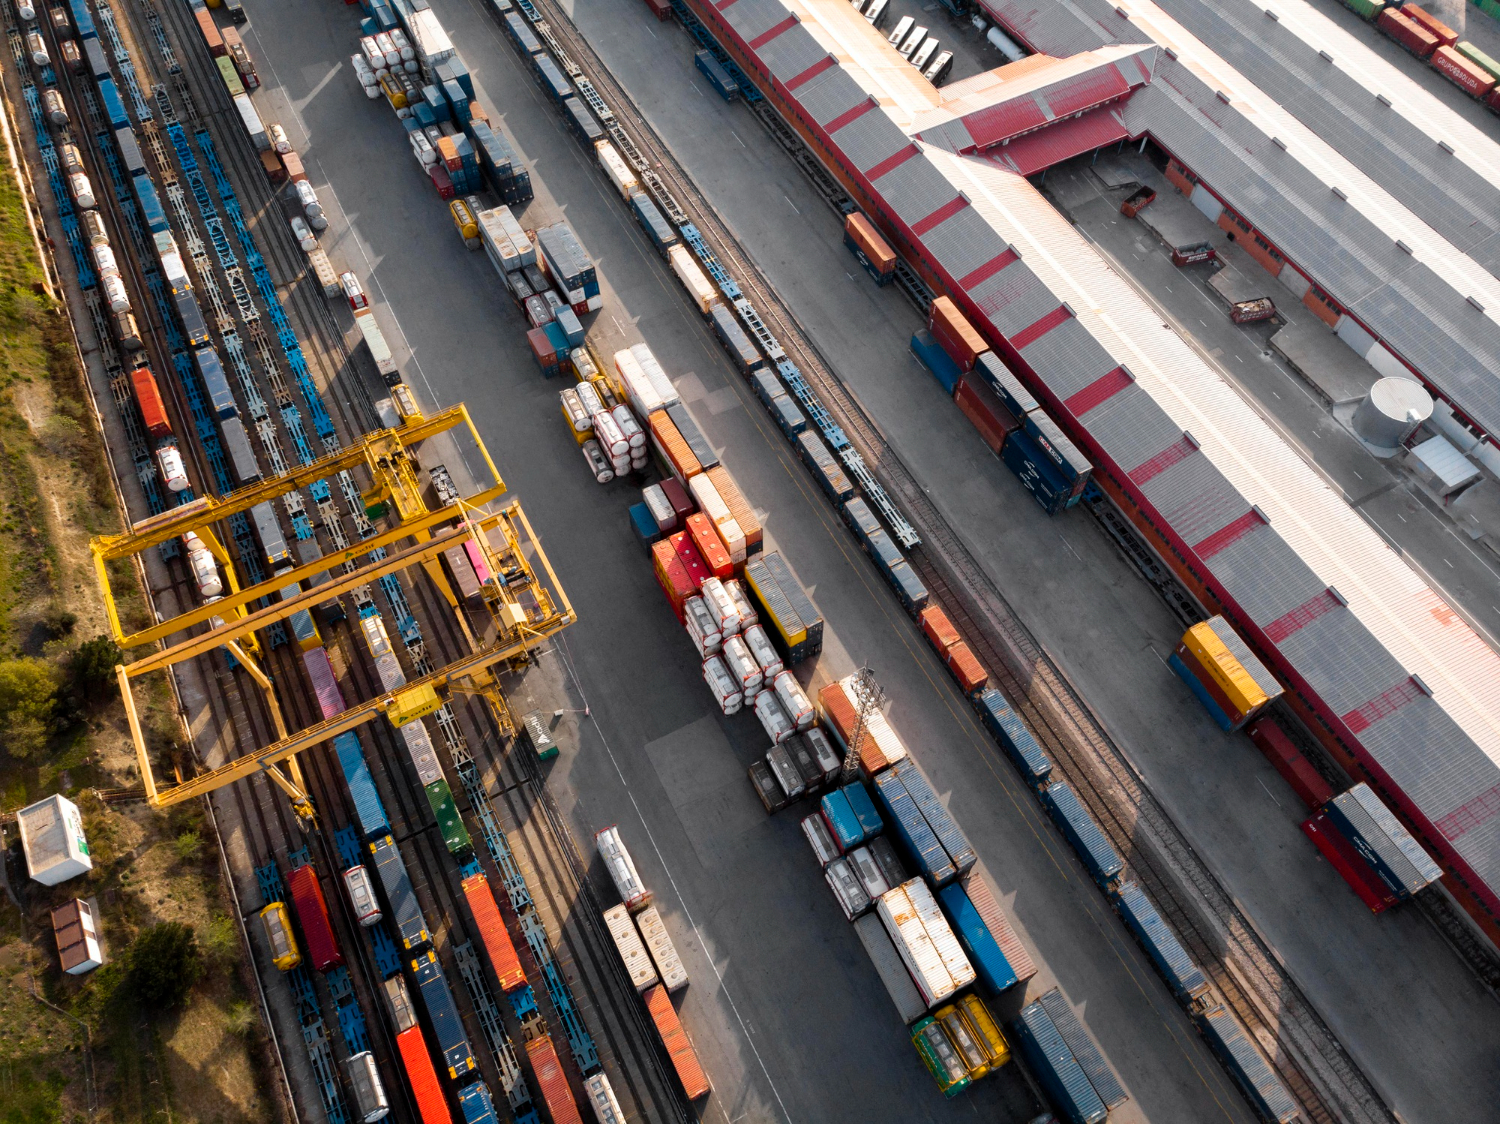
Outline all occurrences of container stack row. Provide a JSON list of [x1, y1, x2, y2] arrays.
[[1350, 0, 1500, 111]]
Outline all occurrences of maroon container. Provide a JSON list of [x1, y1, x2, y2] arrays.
[[527, 327, 558, 374], [1400, 4, 1457, 47], [954, 370, 1020, 454], [1378, 9, 1437, 58], [1247, 718, 1333, 810], [302, 647, 346, 722], [286, 864, 344, 971]]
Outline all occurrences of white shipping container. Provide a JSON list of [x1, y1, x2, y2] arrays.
[[688, 474, 746, 563], [723, 579, 757, 629], [802, 812, 842, 866], [355, 310, 397, 376], [308, 247, 340, 296], [699, 578, 740, 637], [408, 9, 456, 66], [595, 825, 651, 910], [826, 857, 871, 920], [668, 244, 720, 315], [703, 655, 743, 715], [634, 905, 687, 991], [604, 904, 658, 991], [477, 208, 520, 274], [720, 635, 762, 693], [773, 671, 815, 730], [401, 720, 443, 786], [755, 689, 795, 744], [595, 141, 639, 200], [743, 624, 782, 678], [375, 651, 406, 694], [614, 350, 663, 418], [18, 795, 92, 886], [642, 483, 676, 532], [878, 881, 954, 1006], [907, 878, 975, 990], [805, 727, 842, 782], [232, 93, 269, 150], [496, 206, 535, 265], [629, 343, 680, 408]]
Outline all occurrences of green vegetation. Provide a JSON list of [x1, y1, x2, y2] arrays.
[[127, 923, 204, 1010]]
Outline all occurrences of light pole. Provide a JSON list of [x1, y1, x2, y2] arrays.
[[841, 667, 885, 783]]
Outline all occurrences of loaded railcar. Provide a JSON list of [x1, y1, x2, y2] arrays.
[[335, 731, 390, 840], [259, 901, 301, 971], [195, 346, 238, 420], [394, 1026, 452, 1124], [96, 77, 129, 131], [220, 415, 260, 486], [286, 864, 344, 971], [409, 949, 476, 1079]]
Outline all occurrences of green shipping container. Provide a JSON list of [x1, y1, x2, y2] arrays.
[[1473, 0, 1500, 24], [1343, 0, 1386, 19], [426, 780, 472, 855], [1457, 40, 1500, 80]]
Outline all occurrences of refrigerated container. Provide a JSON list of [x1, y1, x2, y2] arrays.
[[825, 856, 872, 919], [604, 903, 658, 991], [802, 812, 842, 866], [595, 825, 651, 910], [635, 905, 687, 991]]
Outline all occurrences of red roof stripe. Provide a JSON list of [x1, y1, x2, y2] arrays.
[[786, 54, 836, 90], [1343, 677, 1424, 735], [959, 248, 1018, 291], [1263, 589, 1342, 644], [912, 196, 970, 236], [864, 143, 919, 182], [1063, 365, 1132, 416], [1194, 509, 1264, 559], [823, 98, 875, 136], [749, 14, 797, 49], [1436, 783, 1500, 842], [1010, 304, 1071, 350], [715, 0, 738, 10], [1129, 435, 1196, 485]]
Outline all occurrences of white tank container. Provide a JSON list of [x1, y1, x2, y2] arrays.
[[611, 404, 645, 449], [182, 532, 223, 598], [592, 410, 628, 457], [410, 129, 436, 165], [80, 209, 107, 245], [27, 31, 49, 67], [755, 689, 795, 744], [307, 213, 329, 232], [269, 123, 292, 154], [351, 54, 377, 88], [635, 905, 687, 991], [560, 387, 591, 432], [92, 244, 119, 278], [156, 444, 189, 491], [703, 655, 743, 715], [584, 1072, 626, 1124], [572, 347, 600, 381], [43, 89, 67, 126], [720, 634, 762, 693], [17, 3, 36, 20], [614, 349, 663, 417], [723, 579, 757, 629], [581, 439, 613, 483], [373, 33, 401, 68], [802, 813, 841, 866], [101, 273, 130, 313], [390, 29, 415, 61], [594, 825, 651, 910], [986, 24, 1026, 62], [684, 595, 721, 658], [699, 577, 740, 637], [69, 172, 95, 210], [295, 179, 324, 219], [289, 215, 317, 252], [360, 37, 387, 72], [603, 904, 658, 991], [742, 624, 781, 678], [575, 379, 604, 417], [60, 142, 84, 175], [773, 670, 815, 730]]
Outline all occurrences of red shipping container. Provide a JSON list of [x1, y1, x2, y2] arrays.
[[960, 868, 1036, 982], [280, 151, 307, 183], [129, 366, 171, 439], [645, 985, 711, 1099], [527, 327, 559, 374], [945, 641, 989, 695], [1378, 9, 1438, 58], [927, 296, 987, 372], [919, 605, 961, 655], [652, 540, 695, 621], [1247, 718, 1334, 810], [659, 476, 696, 524], [461, 874, 526, 991], [954, 370, 1020, 455], [523, 1036, 584, 1124], [396, 1027, 453, 1124], [1487, 86, 1500, 112], [669, 530, 711, 589], [286, 864, 343, 971], [1432, 45, 1496, 97], [1302, 812, 1397, 913], [643, 0, 672, 17], [195, 9, 225, 56], [686, 513, 733, 579], [259, 149, 287, 182], [427, 162, 455, 199], [1400, 4, 1457, 46]]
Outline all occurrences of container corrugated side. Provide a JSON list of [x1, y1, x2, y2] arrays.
[[1195, 1005, 1299, 1123], [892, 760, 975, 875], [1037, 989, 1128, 1110], [635, 905, 688, 991], [411, 951, 474, 1077], [395, 1026, 451, 1124], [878, 881, 955, 1006], [461, 873, 526, 991], [604, 903, 659, 991], [1011, 1001, 1107, 1124], [960, 869, 1036, 982], [1044, 782, 1123, 886], [853, 912, 927, 1024], [645, 985, 711, 1099], [973, 688, 1051, 786], [874, 769, 956, 885], [936, 882, 1018, 993], [370, 835, 430, 949], [906, 878, 975, 992], [1113, 881, 1207, 1002], [524, 1035, 585, 1124], [286, 865, 343, 971]]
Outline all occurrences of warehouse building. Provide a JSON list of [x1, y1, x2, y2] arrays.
[[678, 0, 1500, 949]]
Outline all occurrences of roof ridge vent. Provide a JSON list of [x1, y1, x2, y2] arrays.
[[1264, 8, 1279, 19], [1438, 139, 1455, 154], [1271, 136, 1287, 151], [1467, 296, 1486, 313], [1375, 93, 1392, 106], [1331, 186, 1348, 201], [1215, 89, 1231, 104], [1396, 239, 1412, 254], [1318, 49, 1334, 62]]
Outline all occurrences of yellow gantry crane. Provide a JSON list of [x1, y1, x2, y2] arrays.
[[91, 405, 575, 823]]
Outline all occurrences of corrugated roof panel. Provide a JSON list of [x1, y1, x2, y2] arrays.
[[878, 156, 961, 226], [988, 106, 1129, 178], [1021, 316, 1118, 402], [1207, 531, 1325, 628], [1279, 609, 1403, 712], [921, 206, 1010, 284], [796, 59, 861, 118], [976, 0, 1121, 54], [971, 261, 1058, 339], [758, 24, 828, 83], [721, 0, 792, 43], [1040, 64, 1132, 117], [1137, 452, 1245, 548], [837, 108, 912, 175], [961, 96, 1051, 150], [1082, 387, 1183, 475]]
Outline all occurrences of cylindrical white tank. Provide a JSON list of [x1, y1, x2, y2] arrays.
[[560, 387, 590, 432], [1352, 377, 1432, 451], [351, 54, 378, 88], [294, 179, 323, 219], [703, 655, 743, 715], [773, 670, 815, 730], [42, 89, 67, 126], [374, 33, 400, 68], [700, 577, 740, 637], [755, 689, 795, 743], [81, 209, 108, 246], [723, 579, 758, 629], [575, 379, 603, 417], [69, 171, 94, 209], [17, 3, 36, 21], [306, 213, 329, 232], [390, 29, 415, 61], [92, 244, 119, 278], [101, 273, 130, 313], [410, 130, 436, 165], [269, 123, 292, 154], [986, 25, 1026, 62], [593, 410, 628, 458], [27, 31, 49, 68], [721, 635, 763, 694], [743, 624, 782, 678], [289, 215, 317, 252], [157, 444, 189, 491], [684, 596, 721, 657], [612, 404, 646, 450], [360, 37, 387, 72], [581, 439, 613, 483], [183, 533, 223, 598]]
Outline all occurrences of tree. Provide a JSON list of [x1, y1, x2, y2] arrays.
[[0, 657, 57, 758], [69, 636, 121, 702], [128, 922, 203, 1010]]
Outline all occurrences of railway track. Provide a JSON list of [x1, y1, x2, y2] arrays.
[[486, 1, 1400, 1121]]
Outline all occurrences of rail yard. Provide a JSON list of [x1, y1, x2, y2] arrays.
[[6, 0, 1500, 1122]]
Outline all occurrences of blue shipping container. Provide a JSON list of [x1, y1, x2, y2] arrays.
[[750, 368, 784, 409], [1037, 989, 1128, 1110], [533, 54, 573, 102], [911, 329, 960, 395], [937, 882, 1018, 993], [132, 172, 167, 233], [666, 403, 719, 470], [504, 11, 542, 54], [334, 731, 390, 839], [555, 306, 585, 347], [97, 77, 130, 131], [1043, 782, 1123, 887], [841, 782, 883, 842], [1113, 881, 1209, 1003], [68, 0, 97, 40], [629, 501, 660, 546], [561, 94, 604, 143], [411, 951, 476, 1078], [694, 49, 739, 100], [457, 1081, 497, 1124], [1324, 785, 1440, 897], [710, 305, 761, 374], [630, 191, 679, 256], [820, 789, 864, 851], [975, 352, 1037, 416], [370, 835, 431, 949], [1002, 427, 1076, 515], [436, 57, 475, 101], [892, 761, 975, 875], [873, 769, 956, 886], [1168, 651, 1236, 732], [1011, 1000, 1107, 1124], [973, 688, 1052, 787], [887, 560, 930, 613], [1023, 410, 1092, 489], [1196, 1005, 1299, 1123]]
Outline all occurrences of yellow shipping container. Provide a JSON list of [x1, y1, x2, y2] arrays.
[[449, 198, 478, 242], [958, 994, 1010, 1070], [1183, 620, 1268, 718], [388, 683, 441, 727]]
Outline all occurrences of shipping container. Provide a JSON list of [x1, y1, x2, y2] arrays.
[[869, 835, 907, 890], [425, 779, 471, 855], [710, 304, 762, 373], [1301, 810, 1397, 912], [630, 191, 679, 256], [928, 297, 987, 372], [345, 1051, 389, 1124], [842, 781, 883, 840], [195, 9, 225, 56], [562, 94, 605, 142], [694, 49, 739, 100], [957, 993, 1011, 1072], [843, 212, 896, 283], [704, 465, 762, 554], [1002, 426, 1078, 514], [1401, 4, 1457, 45], [595, 825, 651, 910], [667, 404, 719, 471], [853, 912, 927, 1024], [848, 845, 890, 902], [911, 329, 961, 394], [935, 1002, 994, 1080], [456, 1081, 495, 1124], [286, 864, 344, 971], [583, 1073, 625, 1124], [976, 352, 1037, 416], [911, 1015, 973, 1096], [335, 731, 390, 839], [1023, 410, 1092, 490], [1037, 989, 1127, 1109], [395, 1026, 451, 1124], [649, 409, 702, 483], [356, 309, 398, 378], [1044, 782, 1123, 888], [820, 788, 865, 851], [1324, 783, 1442, 897], [749, 757, 788, 812], [441, 544, 484, 611], [878, 880, 962, 1006], [1456, 39, 1500, 81], [370, 834, 431, 949], [524, 1036, 585, 1124], [771, 394, 808, 438], [1113, 880, 1208, 1003], [1010, 1000, 1107, 1124], [796, 430, 854, 501], [907, 878, 975, 992], [220, 416, 261, 485], [1246, 718, 1331, 809], [802, 811, 842, 866], [652, 539, 696, 620], [919, 604, 961, 654], [410, 949, 475, 1078], [1432, 44, 1495, 97], [636, 905, 688, 990], [937, 882, 1018, 994], [259, 901, 300, 971], [1195, 1005, 1299, 1123], [129, 366, 171, 438], [972, 688, 1052, 789], [1378, 8, 1438, 57], [669, 244, 719, 314], [604, 903, 659, 991], [645, 985, 712, 1098], [767, 743, 804, 798], [744, 555, 812, 661], [874, 770, 957, 887]]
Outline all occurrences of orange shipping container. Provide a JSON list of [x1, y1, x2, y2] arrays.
[[395, 1027, 453, 1124], [945, 641, 989, 695], [195, 9, 226, 56], [645, 985, 711, 1099], [649, 410, 702, 482], [705, 465, 762, 554], [259, 149, 286, 182], [280, 151, 307, 183], [954, 369, 1020, 454], [652, 540, 695, 621], [523, 1036, 584, 1124], [919, 605, 961, 655], [844, 212, 896, 275], [817, 682, 887, 774], [670, 530, 712, 590], [129, 366, 172, 439], [686, 513, 733, 579], [1401, 4, 1457, 46], [927, 296, 987, 372], [460, 874, 526, 992]]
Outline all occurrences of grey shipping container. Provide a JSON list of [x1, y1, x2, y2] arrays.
[[1325, 783, 1441, 897], [972, 687, 1052, 787], [532, 53, 573, 102], [825, 856, 871, 920], [887, 560, 930, 614], [868, 835, 906, 889], [892, 761, 975, 875], [785, 734, 825, 792], [220, 416, 261, 486], [1043, 781, 1123, 888], [710, 305, 761, 374], [630, 191, 679, 256], [873, 768, 956, 885], [1037, 989, 1128, 1110], [749, 759, 787, 813], [370, 835, 431, 949], [1113, 881, 1208, 1003], [771, 395, 807, 438], [504, 12, 543, 54], [976, 352, 1037, 417], [535, 222, 595, 291], [666, 403, 719, 470], [852, 913, 926, 1024], [1011, 1000, 1107, 1124], [796, 430, 854, 501], [561, 95, 604, 143], [1195, 1005, 1299, 1123], [761, 552, 824, 655]]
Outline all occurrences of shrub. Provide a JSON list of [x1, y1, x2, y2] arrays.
[[128, 922, 203, 1010], [0, 657, 57, 757], [68, 637, 120, 702]]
